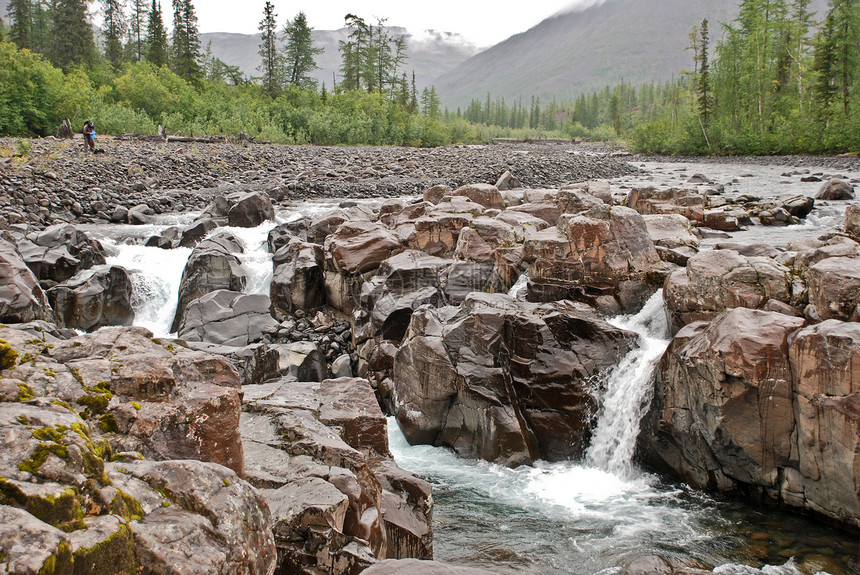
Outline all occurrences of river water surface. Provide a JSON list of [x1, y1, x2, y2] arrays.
[[83, 158, 860, 575]]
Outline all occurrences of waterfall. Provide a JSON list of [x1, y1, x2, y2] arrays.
[[585, 290, 670, 478], [220, 221, 279, 295], [103, 239, 193, 337]]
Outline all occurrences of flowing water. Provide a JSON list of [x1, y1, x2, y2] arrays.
[[389, 291, 859, 575], [79, 160, 860, 573]]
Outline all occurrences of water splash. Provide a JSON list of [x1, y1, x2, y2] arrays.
[[585, 290, 670, 478], [103, 238, 192, 337], [218, 221, 279, 295]]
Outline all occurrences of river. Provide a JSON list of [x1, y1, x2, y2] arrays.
[[82, 157, 860, 575]]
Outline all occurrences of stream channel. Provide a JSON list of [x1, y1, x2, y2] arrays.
[[81, 158, 860, 575]]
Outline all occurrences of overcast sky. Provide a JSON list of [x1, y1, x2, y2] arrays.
[[192, 1, 603, 47]]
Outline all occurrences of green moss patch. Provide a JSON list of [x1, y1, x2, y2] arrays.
[[37, 540, 73, 575], [0, 339, 19, 370], [0, 479, 84, 531], [72, 524, 136, 575], [109, 489, 143, 522]]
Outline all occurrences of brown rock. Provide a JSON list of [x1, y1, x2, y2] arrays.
[[0, 238, 53, 324], [451, 183, 504, 210], [815, 178, 855, 200], [643, 308, 805, 490], [806, 256, 860, 321], [326, 221, 403, 275], [788, 320, 860, 525], [664, 249, 793, 333], [393, 293, 635, 466]]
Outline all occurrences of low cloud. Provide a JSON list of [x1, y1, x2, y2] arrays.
[[555, 0, 611, 16]]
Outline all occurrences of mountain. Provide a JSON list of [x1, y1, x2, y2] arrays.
[[434, 0, 830, 108], [201, 28, 481, 92]]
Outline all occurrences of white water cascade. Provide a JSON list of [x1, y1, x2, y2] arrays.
[[585, 290, 671, 478], [96, 217, 280, 337]]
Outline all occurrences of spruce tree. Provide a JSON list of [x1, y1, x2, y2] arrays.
[[258, 1, 282, 96], [282, 11, 323, 89], [339, 14, 369, 91], [7, 0, 33, 50], [697, 19, 711, 126], [31, 0, 50, 54], [128, 0, 148, 61], [49, 0, 95, 70], [171, 0, 201, 82], [102, 0, 126, 69], [145, 0, 168, 67]]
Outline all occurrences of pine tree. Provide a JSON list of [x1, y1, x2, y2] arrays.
[[339, 13, 369, 91], [697, 19, 711, 126], [8, 0, 33, 50], [31, 0, 50, 54], [258, 1, 282, 96], [145, 0, 168, 67], [409, 71, 418, 114], [282, 11, 322, 89], [171, 0, 201, 82], [102, 0, 126, 69], [128, 0, 148, 61], [49, 0, 95, 69]]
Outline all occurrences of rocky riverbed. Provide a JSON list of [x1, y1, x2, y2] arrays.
[[1, 138, 860, 575]]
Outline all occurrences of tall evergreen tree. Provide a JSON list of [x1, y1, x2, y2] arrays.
[[258, 1, 282, 95], [282, 11, 323, 89], [31, 0, 51, 54], [49, 0, 95, 70], [102, 0, 126, 69], [697, 19, 711, 126], [7, 0, 33, 50], [145, 0, 168, 67], [339, 13, 369, 91], [128, 0, 148, 61], [171, 0, 201, 82]]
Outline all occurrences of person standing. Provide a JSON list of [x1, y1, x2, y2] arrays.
[[82, 120, 95, 152]]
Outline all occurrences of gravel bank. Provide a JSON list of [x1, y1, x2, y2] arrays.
[[0, 138, 639, 228]]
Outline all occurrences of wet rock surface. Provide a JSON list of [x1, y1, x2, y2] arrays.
[[4, 140, 860, 574]]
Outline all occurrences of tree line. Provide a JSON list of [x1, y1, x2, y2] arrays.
[[0, 0, 461, 146], [455, 0, 860, 154]]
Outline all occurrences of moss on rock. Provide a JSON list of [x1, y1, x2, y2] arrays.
[[0, 338, 19, 370], [72, 523, 136, 575]]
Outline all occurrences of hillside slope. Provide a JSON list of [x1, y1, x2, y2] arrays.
[[435, 0, 828, 108]]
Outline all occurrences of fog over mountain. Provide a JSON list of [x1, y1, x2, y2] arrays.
[[434, 0, 830, 108]]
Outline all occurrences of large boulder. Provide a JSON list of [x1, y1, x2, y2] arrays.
[[625, 186, 707, 223], [110, 459, 276, 575], [170, 233, 247, 333], [846, 205, 860, 240], [0, 238, 53, 324], [788, 320, 860, 525], [47, 266, 135, 332], [33, 326, 246, 474], [523, 205, 661, 313], [271, 239, 325, 317], [242, 377, 432, 572], [806, 256, 860, 322], [178, 290, 280, 347], [17, 224, 106, 284], [642, 308, 806, 491], [0, 327, 275, 575], [325, 221, 403, 276], [663, 249, 793, 333], [226, 191, 275, 228], [393, 293, 635, 466], [815, 178, 855, 200], [451, 183, 505, 210]]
